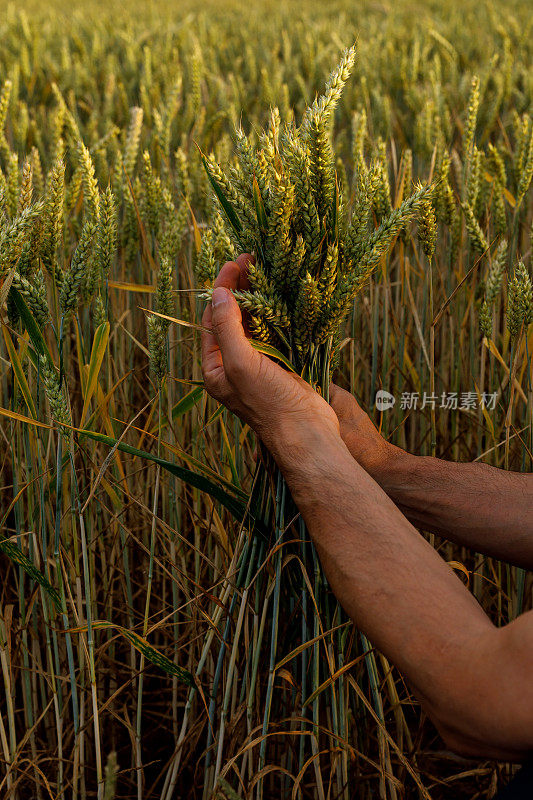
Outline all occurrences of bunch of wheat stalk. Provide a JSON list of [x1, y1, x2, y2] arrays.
[[198, 46, 435, 390], [187, 46, 440, 798]]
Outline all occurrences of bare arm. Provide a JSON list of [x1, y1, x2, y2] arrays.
[[280, 429, 533, 761], [330, 386, 533, 569], [201, 258, 533, 761]]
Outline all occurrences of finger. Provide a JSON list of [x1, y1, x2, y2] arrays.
[[329, 384, 360, 420], [210, 286, 256, 375], [235, 253, 254, 290], [203, 258, 250, 379], [201, 302, 224, 377], [214, 261, 241, 291], [202, 300, 213, 331]]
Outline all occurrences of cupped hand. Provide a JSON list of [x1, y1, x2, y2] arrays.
[[201, 255, 340, 460], [329, 384, 403, 480]]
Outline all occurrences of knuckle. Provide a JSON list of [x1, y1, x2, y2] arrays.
[[236, 252, 254, 266], [202, 366, 226, 400]]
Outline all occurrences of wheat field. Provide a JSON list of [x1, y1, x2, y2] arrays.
[[0, 0, 532, 798]]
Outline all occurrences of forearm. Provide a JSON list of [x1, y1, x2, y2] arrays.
[[380, 451, 533, 568], [269, 427, 533, 759]]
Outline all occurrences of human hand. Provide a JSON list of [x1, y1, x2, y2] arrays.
[[329, 384, 405, 482], [201, 255, 341, 467]]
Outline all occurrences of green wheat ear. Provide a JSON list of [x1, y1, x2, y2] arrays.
[[418, 198, 437, 259], [96, 186, 118, 284], [123, 106, 144, 181], [507, 260, 533, 339], [195, 228, 217, 289], [461, 200, 488, 254], [60, 219, 96, 320], [39, 354, 72, 439], [77, 142, 100, 221], [41, 158, 65, 279], [479, 239, 507, 338]]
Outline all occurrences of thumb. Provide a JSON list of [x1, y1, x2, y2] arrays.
[[210, 287, 254, 374]]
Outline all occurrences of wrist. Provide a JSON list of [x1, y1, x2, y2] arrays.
[[342, 432, 394, 481], [264, 418, 348, 486], [375, 446, 418, 495]]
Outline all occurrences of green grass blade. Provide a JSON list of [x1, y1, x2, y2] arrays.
[[80, 322, 110, 426], [250, 339, 296, 372], [171, 386, 204, 420], [77, 427, 250, 521], [9, 287, 53, 366], [0, 536, 61, 610], [69, 622, 194, 685], [2, 324, 37, 419], [201, 153, 243, 238]]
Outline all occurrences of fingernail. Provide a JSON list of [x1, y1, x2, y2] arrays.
[[212, 287, 228, 308]]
